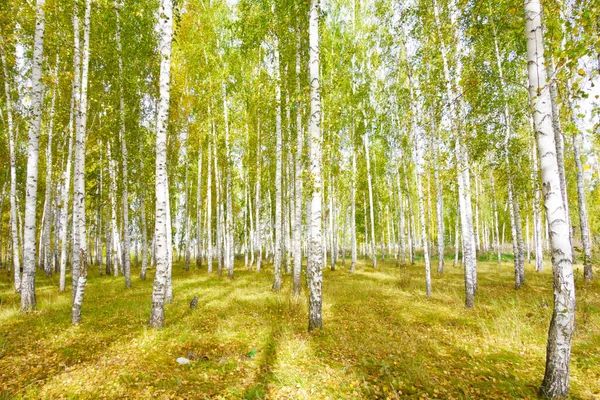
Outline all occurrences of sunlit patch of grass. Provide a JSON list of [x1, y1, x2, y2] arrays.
[[0, 257, 599, 399]]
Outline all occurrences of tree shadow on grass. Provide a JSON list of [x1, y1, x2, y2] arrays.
[[242, 324, 279, 399]]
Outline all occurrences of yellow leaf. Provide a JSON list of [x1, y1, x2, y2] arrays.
[[577, 68, 586, 76]]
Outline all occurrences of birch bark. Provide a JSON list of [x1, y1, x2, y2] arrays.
[[21, 0, 46, 311], [116, 0, 131, 287], [293, 27, 304, 294], [149, 0, 174, 329], [308, 0, 323, 331], [72, 0, 91, 323], [524, 0, 576, 396], [1, 46, 21, 292]]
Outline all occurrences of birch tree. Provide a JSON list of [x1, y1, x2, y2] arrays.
[[149, 0, 174, 329], [1, 42, 21, 293], [21, 0, 46, 311], [308, 0, 323, 331], [524, 0, 576, 396], [72, 0, 92, 324]]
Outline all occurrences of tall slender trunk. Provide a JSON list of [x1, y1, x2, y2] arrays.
[[514, 193, 526, 286], [397, 173, 406, 266], [350, 140, 357, 273], [196, 146, 203, 268], [140, 181, 148, 279], [402, 158, 415, 265], [42, 62, 58, 277], [273, 37, 283, 291], [566, 76, 593, 281], [108, 144, 121, 276], [531, 139, 543, 272], [433, 123, 444, 273], [116, 0, 131, 288], [72, 0, 91, 324], [149, 0, 174, 329], [416, 149, 432, 296], [207, 140, 213, 273], [308, 0, 323, 331], [434, 0, 476, 307], [548, 60, 571, 248], [255, 118, 262, 272], [21, 0, 46, 311], [524, 1, 576, 397], [490, 172, 502, 264], [1, 46, 22, 293], [293, 27, 304, 295], [165, 175, 173, 303], [223, 84, 234, 279], [363, 133, 376, 268], [453, 207, 460, 267]]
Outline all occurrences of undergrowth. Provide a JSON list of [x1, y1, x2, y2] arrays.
[[0, 257, 598, 399]]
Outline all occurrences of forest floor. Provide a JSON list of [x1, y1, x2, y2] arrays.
[[0, 256, 599, 399]]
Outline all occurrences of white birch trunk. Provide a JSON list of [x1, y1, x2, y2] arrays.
[[434, 0, 476, 307], [490, 172, 502, 264], [140, 182, 148, 279], [255, 119, 262, 272], [308, 0, 323, 331], [223, 84, 234, 279], [1, 46, 21, 292], [21, 0, 46, 311], [149, 0, 173, 329], [532, 139, 544, 272], [434, 134, 444, 273], [363, 133, 376, 268], [196, 146, 203, 268], [293, 27, 304, 294], [207, 140, 213, 273], [273, 37, 283, 291], [108, 144, 121, 276], [350, 140, 357, 273], [524, 1, 576, 396], [566, 76, 593, 281], [116, 0, 131, 287], [42, 62, 58, 277], [72, 0, 91, 323]]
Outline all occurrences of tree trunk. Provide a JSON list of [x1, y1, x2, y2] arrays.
[[363, 133, 376, 268], [21, 0, 46, 311], [207, 140, 213, 273], [108, 144, 121, 277], [42, 62, 58, 277], [255, 118, 262, 272], [293, 26, 304, 295], [350, 140, 358, 273], [531, 139, 544, 272], [490, 172, 502, 264], [71, 0, 91, 323], [524, 1, 576, 397], [149, 0, 174, 329], [273, 37, 283, 291], [140, 181, 148, 280], [434, 0, 476, 307], [416, 149, 432, 297], [196, 146, 203, 268], [434, 126, 444, 273], [1, 46, 22, 293], [116, 0, 131, 288], [308, 0, 323, 331], [223, 84, 234, 280], [566, 76, 593, 282]]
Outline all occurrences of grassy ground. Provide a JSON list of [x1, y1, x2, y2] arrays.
[[0, 257, 598, 399]]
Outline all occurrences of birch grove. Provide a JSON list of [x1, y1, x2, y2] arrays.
[[0, 0, 598, 396]]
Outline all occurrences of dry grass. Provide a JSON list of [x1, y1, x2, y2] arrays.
[[0, 257, 598, 399]]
